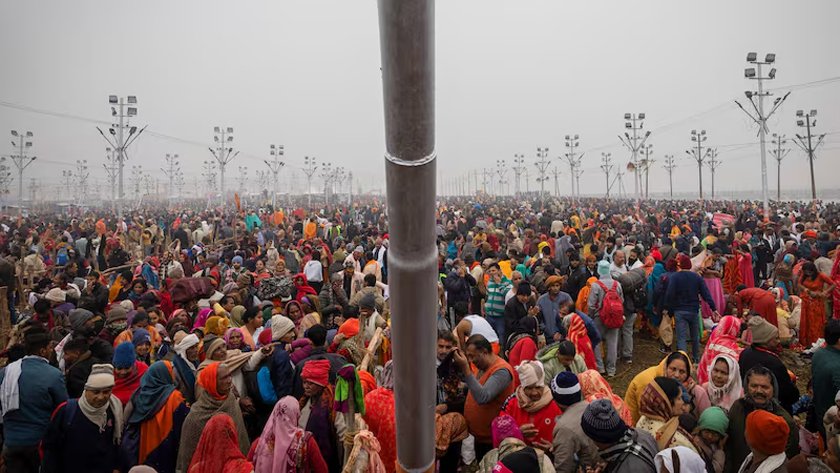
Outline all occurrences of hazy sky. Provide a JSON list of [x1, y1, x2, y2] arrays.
[[1, 0, 839, 201]]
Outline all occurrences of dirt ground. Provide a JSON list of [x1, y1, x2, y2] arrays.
[[609, 332, 811, 396]]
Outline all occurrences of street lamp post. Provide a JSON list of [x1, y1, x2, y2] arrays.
[[735, 52, 789, 216], [9, 130, 36, 208], [161, 154, 180, 205], [640, 144, 654, 199], [618, 113, 652, 201], [770, 133, 789, 201], [600, 152, 613, 198], [512, 154, 525, 197], [495, 159, 508, 197], [208, 126, 239, 205], [534, 147, 551, 203], [663, 154, 676, 199], [687, 129, 710, 199], [793, 109, 826, 202], [563, 135, 583, 198], [706, 149, 721, 200], [302, 156, 318, 209], [75, 160, 89, 206], [97, 95, 145, 216], [265, 144, 286, 209]]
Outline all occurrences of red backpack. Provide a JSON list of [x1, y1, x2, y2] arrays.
[[596, 280, 624, 329]]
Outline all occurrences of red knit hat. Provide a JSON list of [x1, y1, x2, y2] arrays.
[[745, 409, 790, 455], [257, 328, 273, 348], [677, 254, 692, 270], [301, 359, 330, 387]]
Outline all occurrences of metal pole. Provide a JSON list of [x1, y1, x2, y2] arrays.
[[377, 0, 436, 470], [806, 118, 816, 201], [697, 139, 703, 199], [756, 63, 769, 215], [16, 141, 23, 205], [117, 98, 125, 216]]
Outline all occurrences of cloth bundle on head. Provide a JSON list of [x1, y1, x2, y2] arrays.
[[550, 371, 581, 406], [697, 406, 729, 436], [270, 315, 295, 341], [654, 447, 706, 473], [580, 398, 627, 444], [334, 364, 365, 415], [86, 363, 115, 390], [45, 288, 65, 303], [745, 409, 790, 455], [491, 414, 525, 448], [597, 260, 611, 276], [205, 315, 229, 336], [174, 333, 199, 358], [301, 359, 330, 387], [515, 360, 544, 387], [677, 254, 692, 270], [748, 315, 779, 345], [113, 342, 137, 369]]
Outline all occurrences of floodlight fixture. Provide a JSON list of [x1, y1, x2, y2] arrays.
[[747, 52, 757, 62], [691, 129, 697, 135], [768, 68, 776, 79], [564, 135, 570, 140], [625, 122, 632, 128], [810, 110, 817, 117], [226, 127, 233, 133], [797, 120, 804, 127], [109, 128, 116, 135], [10, 131, 17, 137], [127, 96, 137, 104], [109, 95, 118, 104], [270, 144, 276, 149], [624, 113, 631, 120], [764, 53, 775, 63], [26, 132, 33, 137], [745, 68, 756, 78], [796, 110, 804, 117], [638, 113, 646, 120], [129, 126, 137, 134], [745, 91, 754, 98], [214, 126, 220, 133], [127, 107, 137, 116], [214, 136, 219, 142]]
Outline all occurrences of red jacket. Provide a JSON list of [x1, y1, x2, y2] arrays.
[[501, 393, 562, 446]]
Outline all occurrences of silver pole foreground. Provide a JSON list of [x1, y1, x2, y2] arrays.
[[376, 1, 437, 471]]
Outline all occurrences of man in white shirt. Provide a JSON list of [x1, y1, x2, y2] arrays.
[[609, 250, 628, 279]]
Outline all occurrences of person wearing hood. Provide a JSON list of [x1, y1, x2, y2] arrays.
[[267, 315, 297, 400], [724, 366, 798, 473], [41, 364, 123, 473], [111, 342, 148, 405], [99, 305, 128, 346], [294, 272, 319, 303], [625, 351, 700, 425], [654, 447, 706, 473], [635, 377, 697, 452], [588, 259, 624, 377], [171, 331, 200, 404], [698, 354, 743, 413], [738, 316, 799, 413], [500, 360, 561, 449]]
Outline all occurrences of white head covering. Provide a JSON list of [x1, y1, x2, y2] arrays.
[[515, 360, 545, 388], [654, 447, 706, 473], [270, 315, 295, 341]]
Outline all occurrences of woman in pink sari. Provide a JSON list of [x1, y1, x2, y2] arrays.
[[696, 315, 742, 385]]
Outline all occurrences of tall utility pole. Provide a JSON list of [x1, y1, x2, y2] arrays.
[[512, 154, 525, 197], [0, 158, 12, 205], [8, 130, 36, 206], [302, 156, 318, 209], [320, 162, 333, 206], [61, 170, 73, 201], [97, 95, 145, 216], [663, 154, 676, 199], [103, 148, 119, 206], [574, 167, 584, 198], [175, 172, 185, 198], [706, 148, 721, 200], [130, 165, 144, 196], [563, 135, 582, 198], [74, 160, 89, 205], [600, 152, 613, 198], [640, 144, 654, 199], [481, 168, 492, 194], [347, 171, 353, 205], [769, 133, 789, 201], [793, 109, 826, 202], [495, 159, 508, 196], [237, 166, 249, 194], [534, 147, 551, 202], [551, 166, 561, 197], [618, 113, 652, 200], [687, 129, 710, 198], [735, 52, 788, 216], [161, 154, 180, 203], [201, 161, 216, 190], [265, 144, 285, 209], [256, 170, 269, 194], [208, 126, 239, 202]]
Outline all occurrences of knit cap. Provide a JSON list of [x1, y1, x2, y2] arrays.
[[597, 260, 611, 277], [550, 371, 582, 406], [580, 398, 627, 444], [270, 315, 295, 341], [745, 409, 790, 455], [113, 342, 136, 369], [106, 305, 128, 323], [515, 360, 544, 388], [359, 292, 377, 311], [677, 253, 692, 270], [697, 406, 729, 436], [119, 300, 135, 312], [85, 363, 115, 390], [494, 447, 540, 473], [45, 288, 65, 303], [747, 315, 779, 345]]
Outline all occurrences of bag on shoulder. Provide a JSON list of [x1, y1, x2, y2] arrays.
[[597, 280, 624, 329]]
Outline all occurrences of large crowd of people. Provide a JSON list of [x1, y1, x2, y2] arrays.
[[0, 195, 839, 473]]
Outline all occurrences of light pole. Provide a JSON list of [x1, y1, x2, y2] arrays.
[[0, 158, 11, 206], [175, 171, 185, 198], [563, 135, 583, 198], [265, 144, 286, 209], [96, 95, 145, 216], [320, 162, 333, 207], [600, 152, 613, 198], [618, 113, 651, 200], [534, 147, 551, 203], [103, 148, 119, 208], [512, 154, 525, 197], [793, 109, 826, 202], [495, 159, 508, 197], [237, 166, 249, 196], [130, 165, 144, 196], [735, 52, 789, 216], [663, 154, 676, 199], [302, 156, 318, 209], [9, 130, 36, 207], [640, 144, 654, 199], [769, 133, 789, 201], [208, 126, 239, 203], [202, 161, 217, 207], [74, 160, 89, 205], [551, 166, 561, 197], [161, 153, 180, 203], [61, 170, 73, 200], [574, 166, 584, 198], [706, 149, 721, 200], [687, 129, 710, 199]]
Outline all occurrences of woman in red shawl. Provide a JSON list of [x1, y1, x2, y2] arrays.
[[113, 341, 149, 405], [735, 243, 755, 289], [293, 273, 318, 303], [566, 313, 597, 370], [695, 315, 742, 385], [364, 361, 397, 473], [188, 414, 253, 473]]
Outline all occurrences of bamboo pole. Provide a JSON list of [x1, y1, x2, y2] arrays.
[[376, 1, 437, 471]]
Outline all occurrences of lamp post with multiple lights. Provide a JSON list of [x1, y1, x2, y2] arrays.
[[793, 109, 826, 202], [600, 152, 613, 198], [495, 159, 508, 196], [302, 156, 318, 209], [512, 154, 525, 197], [161, 154, 180, 203], [770, 133, 789, 201], [618, 113, 651, 200], [8, 130, 36, 207], [687, 129, 710, 199], [735, 52, 789, 216], [563, 135, 582, 199], [97, 95, 145, 216], [663, 154, 676, 199], [265, 144, 285, 209], [208, 127, 239, 204], [534, 147, 551, 203]]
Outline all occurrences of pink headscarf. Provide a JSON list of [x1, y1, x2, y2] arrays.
[[224, 327, 244, 350], [253, 396, 306, 473], [697, 315, 742, 384], [192, 307, 214, 330]]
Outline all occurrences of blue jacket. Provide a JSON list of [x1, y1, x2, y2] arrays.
[[663, 270, 715, 314], [270, 349, 295, 400], [0, 357, 68, 447]]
